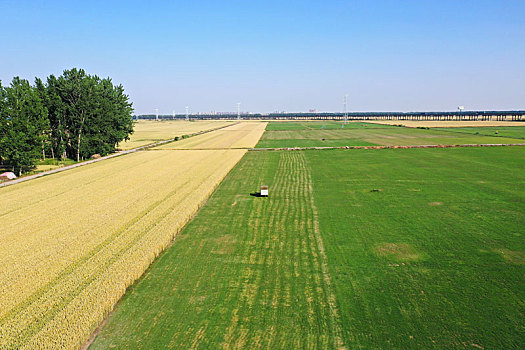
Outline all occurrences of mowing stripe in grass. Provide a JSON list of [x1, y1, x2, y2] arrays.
[[90, 151, 347, 349]]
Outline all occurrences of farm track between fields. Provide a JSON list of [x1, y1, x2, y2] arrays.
[[250, 143, 525, 151], [144, 142, 525, 153]]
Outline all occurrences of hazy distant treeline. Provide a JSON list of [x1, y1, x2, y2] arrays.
[[0, 68, 134, 175]]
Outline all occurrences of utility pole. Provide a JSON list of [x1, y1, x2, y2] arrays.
[[237, 102, 241, 120], [172, 110, 175, 120], [341, 94, 348, 128], [185, 106, 189, 121], [344, 94, 348, 123], [155, 108, 159, 121], [458, 106, 464, 121]]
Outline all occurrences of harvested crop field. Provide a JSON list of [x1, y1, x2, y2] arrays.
[[364, 120, 525, 128], [153, 122, 267, 149], [0, 149, 247, 349], [118, 120, 234, 150]]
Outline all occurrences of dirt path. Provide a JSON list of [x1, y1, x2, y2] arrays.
[[250, 143, 525, 152]]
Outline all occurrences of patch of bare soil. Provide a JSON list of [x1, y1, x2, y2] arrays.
[[492, 248, 525, 265], [376, 243, 422, 261], [212, 234, 237, 255]]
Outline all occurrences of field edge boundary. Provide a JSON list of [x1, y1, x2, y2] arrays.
[[79, 149, 249, 350], [250, 143, 525, 151]]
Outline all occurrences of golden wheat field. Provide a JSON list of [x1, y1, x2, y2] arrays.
[[118, 120, 234, 149], [153, 122, 267, 149], [364, 120, 525, 128], [0, 148, 247, 349]]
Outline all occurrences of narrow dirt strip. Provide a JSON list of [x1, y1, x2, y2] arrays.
[[0, 123, 238, 189], [249, 143, 525, 151], [147, 143, 525, 152]]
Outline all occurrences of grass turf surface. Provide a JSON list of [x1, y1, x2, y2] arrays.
[[309, 147, 524, 348], [436, 126, 525, 140], [91, 146, 524, 349], [256, 124, 524, 148]]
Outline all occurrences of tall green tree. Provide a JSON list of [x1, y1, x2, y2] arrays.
[[45, 68, 134, 161], [0, 69, 134, 176], [55, 68, 95, 161], [81, 76, 134, 158], [38, 75, 69, 160], [34, 78, 54, 160], [0, 77, 48, 176], [0, 80, 4, 169]]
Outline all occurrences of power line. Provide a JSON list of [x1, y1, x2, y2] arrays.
[[343, 94, 348, 123]]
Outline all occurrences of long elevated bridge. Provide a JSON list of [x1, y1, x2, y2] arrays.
[[136, 110, 525, 121]]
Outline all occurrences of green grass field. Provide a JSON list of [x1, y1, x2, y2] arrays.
[[256, 131, 378, 148], [437, 126, 525, 140], [265, 121, 395, 131], [91, 146, 524, 349], [257, 124, 524, 148], [308, 147, 524, 348]]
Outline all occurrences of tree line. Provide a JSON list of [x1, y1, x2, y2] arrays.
[[0, 68, 134, 176]]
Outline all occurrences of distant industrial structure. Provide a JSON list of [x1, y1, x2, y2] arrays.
[[135, 110, 525, 121]]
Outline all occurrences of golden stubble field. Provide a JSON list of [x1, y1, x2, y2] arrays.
[[0, 122, 268, 349], [118, 120, 235, 149], [363, 120, 524, 128], [153, 122, 267, 149]]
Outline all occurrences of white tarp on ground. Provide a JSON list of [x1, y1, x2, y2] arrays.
[[0, 172, 17, 180]]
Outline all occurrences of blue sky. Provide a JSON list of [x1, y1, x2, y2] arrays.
[[1, 0, 524, 114]]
